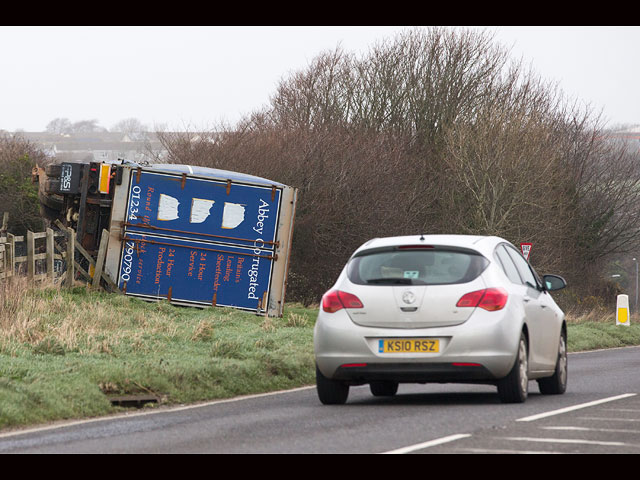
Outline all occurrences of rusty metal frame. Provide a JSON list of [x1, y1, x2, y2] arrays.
[[120, 234, 277, 261], [121, 221, 279, 247]]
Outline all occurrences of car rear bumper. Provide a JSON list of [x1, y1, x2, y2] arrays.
[[314, 307, 522, 382], [331, 362, 496, 385]]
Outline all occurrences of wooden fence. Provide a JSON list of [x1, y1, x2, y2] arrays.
[[0, 228, 68, 283], [0, 214, 117, 291]]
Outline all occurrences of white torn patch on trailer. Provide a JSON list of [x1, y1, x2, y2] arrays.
[[222, 202, 246, 229], [157, 194, 180, 221], [190, 198, 215, 224]]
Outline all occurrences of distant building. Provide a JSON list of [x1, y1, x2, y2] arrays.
[[609, 125, 640, 148], [14, 131, 169, 164]]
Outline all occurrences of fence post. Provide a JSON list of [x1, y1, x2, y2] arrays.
[[92, 229, 109, 289], [26, 230, 35, 281], [66, 227, 75, 288], [7, 233, 14, 279], [46, 227, 55, 281], [0, 244, 4, 280]]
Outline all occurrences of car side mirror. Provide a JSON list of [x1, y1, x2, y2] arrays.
[[543, 274, 567, 291]]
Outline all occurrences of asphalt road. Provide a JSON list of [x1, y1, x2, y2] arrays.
[[1, 346, 639, 453]]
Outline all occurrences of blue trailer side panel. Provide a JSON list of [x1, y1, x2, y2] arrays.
[[116, 169, 283, 311], [118, 233, 274, 310], [124, 171, 281, 250]]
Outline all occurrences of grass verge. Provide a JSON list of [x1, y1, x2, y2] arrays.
[[566, 309, 640, 352], [0, 281, 638, 430], [0, 281, 316, 430]]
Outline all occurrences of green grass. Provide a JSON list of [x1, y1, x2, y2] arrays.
[[0, 282, 638, 431], [566, 309, 640, 352], [0, 283, 316, 430]]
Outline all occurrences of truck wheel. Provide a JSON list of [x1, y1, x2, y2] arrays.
[[497, 333, 529, 403], [45, 163, 62, 177], [38, 189, 64, 212], [39, 203, 62, 224], [537, 329, 567, 395], [316, 364, 349, 405]]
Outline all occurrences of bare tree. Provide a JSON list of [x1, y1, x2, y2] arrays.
[[45, 118, 72, 135], [0, 134, 48, 234], [70, 119, 107, 133], [111, 118, 149, 136], [157, 27, 640, 304]]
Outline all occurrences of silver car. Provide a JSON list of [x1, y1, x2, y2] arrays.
[[314, 235, 567, 404]]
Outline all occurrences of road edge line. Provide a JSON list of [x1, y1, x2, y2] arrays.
[[0, 385, 316, 440]]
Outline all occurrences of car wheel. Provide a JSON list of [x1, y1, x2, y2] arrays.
[[537, 329, 568, 395], [497, 333, 529, 403], [316, 364, 349, 405], [370, 381, 398, 397]]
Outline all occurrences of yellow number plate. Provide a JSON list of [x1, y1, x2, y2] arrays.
[[378, 338, 439, 354]]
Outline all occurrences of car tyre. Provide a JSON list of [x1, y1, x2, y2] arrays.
[[497, 333, 529, 403], [316, 364, 349, 405], [370, 381, 398, 397], [537, 329, 567, 395]]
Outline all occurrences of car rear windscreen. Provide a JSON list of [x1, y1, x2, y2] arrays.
[[347, 247, 488, 286]]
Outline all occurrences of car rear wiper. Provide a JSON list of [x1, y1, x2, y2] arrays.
[[366, 278, 413, 285]]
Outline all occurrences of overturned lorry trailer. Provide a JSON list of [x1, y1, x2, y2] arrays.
[[38, 161, 297, 316]]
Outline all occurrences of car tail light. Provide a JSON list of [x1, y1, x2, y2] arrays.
[[322, 290, 364, 313], [456, 288, 508, 311], [456, 290, 485, 308], [322, 290, 343, 313]]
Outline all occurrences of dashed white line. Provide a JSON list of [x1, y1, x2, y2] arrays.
[[503, 436, 634, 448], [543, 426, 640, 434], [516, 393, 637, 422], [456, 447, 561, 454], [382, 433, 471, 454], [579, 416, 640, 422]]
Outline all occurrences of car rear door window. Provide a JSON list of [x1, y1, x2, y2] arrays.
[[494, 246, 522, 284], [504, 245, 538, 289]]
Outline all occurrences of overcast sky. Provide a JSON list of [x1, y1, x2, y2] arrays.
[[1, 26, 639, 132]]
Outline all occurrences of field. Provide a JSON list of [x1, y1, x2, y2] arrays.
[[1, 280, 639, 430]]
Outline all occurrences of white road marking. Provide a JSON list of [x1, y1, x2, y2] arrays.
[[578, 416, 640, 422], [516, 393, 637, 422], [503, 436, 634, 447], [543, 426, 640, 434], [382, 433, 471, 454], [457, 447, 561, 454]]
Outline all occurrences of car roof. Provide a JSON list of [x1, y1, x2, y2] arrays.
[[353, 234, 511, 257]]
